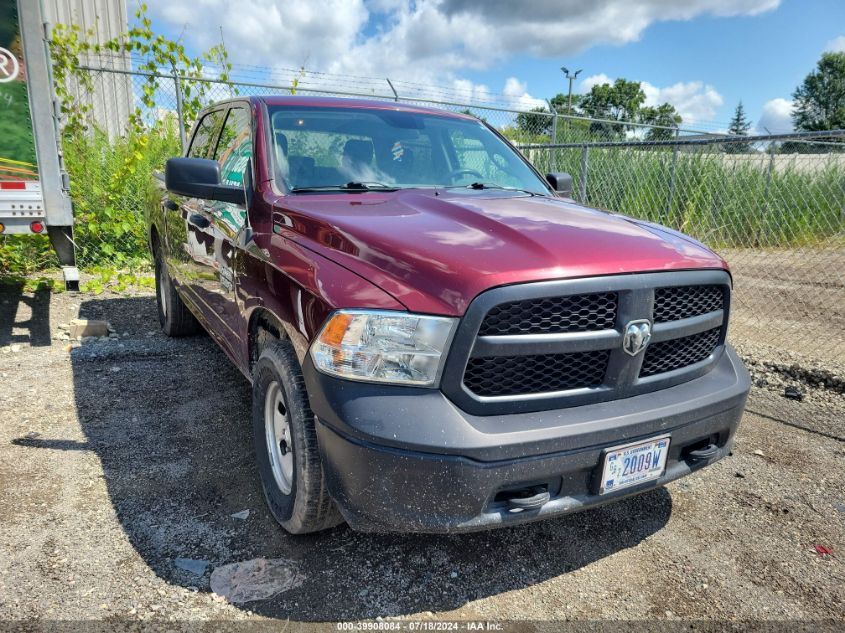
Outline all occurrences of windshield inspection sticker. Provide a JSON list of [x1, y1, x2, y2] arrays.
[[391, 140, 405, 161], [0, 47, 19, 83]]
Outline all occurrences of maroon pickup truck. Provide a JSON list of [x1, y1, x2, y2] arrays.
[[147, 96, 750, 534]]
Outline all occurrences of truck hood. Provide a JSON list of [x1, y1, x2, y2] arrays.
[[275, 189, 727, 315]]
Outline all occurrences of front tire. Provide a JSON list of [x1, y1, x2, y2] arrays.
[[155, 250, 200, 337], [252, 339, 343, 534]]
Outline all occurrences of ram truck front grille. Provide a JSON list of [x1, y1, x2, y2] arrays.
[[442, 271, 731, 415], [463, 350, 610, 397], [640, 327, 722, 377], [478, 292, 617, 335], [654, 285, 725, 322]]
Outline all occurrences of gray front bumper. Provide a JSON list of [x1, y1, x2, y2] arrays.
[[305, 345, 750, 532]]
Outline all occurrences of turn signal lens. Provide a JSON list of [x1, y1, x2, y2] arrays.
[[318, 312, 353, 346], [310, 310, 456, 387], [0, 223, 5, 233]]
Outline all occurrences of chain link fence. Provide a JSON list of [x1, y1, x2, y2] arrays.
[[41, 63, 845, 380]]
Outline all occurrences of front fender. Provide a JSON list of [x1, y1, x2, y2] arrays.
[[238, 229, 406, 368]]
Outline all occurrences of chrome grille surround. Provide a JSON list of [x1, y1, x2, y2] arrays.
[[441, 270, 731, 416]]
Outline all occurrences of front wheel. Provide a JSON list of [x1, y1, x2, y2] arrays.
[[252, 339, 343, 534]]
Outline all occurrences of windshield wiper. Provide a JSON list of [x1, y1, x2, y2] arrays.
[[447, 182, 542, 196], [291, 181, 399, 193]]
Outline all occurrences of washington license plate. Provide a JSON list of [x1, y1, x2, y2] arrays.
[[599, 435, 670, 494]]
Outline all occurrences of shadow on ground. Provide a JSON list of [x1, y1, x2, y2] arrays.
[[39, 296, 674, 620], [0, 280, 51, 347]]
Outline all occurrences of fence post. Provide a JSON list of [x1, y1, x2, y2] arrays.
[[546, 100, 558, 173], [763, 151, 776, 198], [173, 67, 187, 152], [665, 144, 679, 221], [579, 145, 589, 202]]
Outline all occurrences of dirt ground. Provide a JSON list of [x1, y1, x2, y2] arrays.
[[0, 282, 843, 629]]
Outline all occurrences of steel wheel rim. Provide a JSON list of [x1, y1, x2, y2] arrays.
[[264, 381, 294, 494]]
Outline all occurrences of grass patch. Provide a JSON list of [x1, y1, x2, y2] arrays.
[[532, 146, 845, 247]]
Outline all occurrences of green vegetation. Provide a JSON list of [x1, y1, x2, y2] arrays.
[[530, 145, 845, 248], [0, 274, 66, 293], [513, 78, 683, 141], [792, 52, 845, 132], [726, 101, 753, 153], [65, 123, 180, 266], [0, 3, 227, 277], [0, 121, 180, 275], [77, 267, 156, 295]]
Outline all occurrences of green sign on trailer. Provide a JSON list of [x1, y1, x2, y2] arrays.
[[0, 0, 38, 181]]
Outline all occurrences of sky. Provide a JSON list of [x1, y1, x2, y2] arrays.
[[139, 0, 845, 134]]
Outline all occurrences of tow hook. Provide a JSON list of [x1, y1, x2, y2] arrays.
[[506, 486, 551, 512], [687, 443, 720, 461]]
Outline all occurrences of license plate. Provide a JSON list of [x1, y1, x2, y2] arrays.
[[599, 435, 670, 494]]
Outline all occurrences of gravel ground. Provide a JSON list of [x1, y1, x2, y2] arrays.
[[1, 282, 844, 627], [726, 247, 845, 364]]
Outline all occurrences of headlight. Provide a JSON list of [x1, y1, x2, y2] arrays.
[[310, 310, 456, 386]]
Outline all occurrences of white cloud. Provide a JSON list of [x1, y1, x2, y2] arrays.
[[146, 0, 778, 106], [641, 81, 723, 123], [825, 35, 845, 53], [579, 74, 723, 124], [579, 73, 613, 93], [756, 98, 793, 134], [502, 77, 547, 111], [152, 0, 368, 71]]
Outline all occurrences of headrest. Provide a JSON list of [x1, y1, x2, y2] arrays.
[[274, 131, 289, 155], [343, 139, 373, 165]]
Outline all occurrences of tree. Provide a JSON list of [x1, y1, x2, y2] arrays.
[[515, 106, 552, 136], [579, 79, 647, 139], [549, 92, 584, 115], [792, 52, 845, 131], [726, 101, 753, 153], [515, 77, 686, 143], [640, 103, 682, 140]]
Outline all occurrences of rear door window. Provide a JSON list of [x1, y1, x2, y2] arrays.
[[213, 107, 252, 188], [187, 110, 225, 159]]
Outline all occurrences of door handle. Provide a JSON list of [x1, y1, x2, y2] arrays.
[[188, 213, 210, 229], [163, 199, 178, 211]]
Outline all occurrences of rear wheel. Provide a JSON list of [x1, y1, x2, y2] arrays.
[[154, 250, 200, 337], [252, 339, 343, 534]]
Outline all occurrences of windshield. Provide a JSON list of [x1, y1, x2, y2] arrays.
[[268, 105, 551, 194]]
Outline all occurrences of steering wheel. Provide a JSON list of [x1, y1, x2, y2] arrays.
[[447, 168, 484, 183]]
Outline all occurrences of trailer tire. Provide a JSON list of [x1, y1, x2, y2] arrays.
[[155, 251, 200, 337], [252, 339, 343, 534]]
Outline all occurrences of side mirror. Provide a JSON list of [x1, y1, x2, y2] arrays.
[[165, 157, 244, 204], [546, 172, 573, 197]]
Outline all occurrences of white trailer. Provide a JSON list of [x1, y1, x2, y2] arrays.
[[0, 0, 77, 288]]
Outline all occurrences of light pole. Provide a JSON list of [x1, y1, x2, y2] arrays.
[[561, 66, 582, 116]]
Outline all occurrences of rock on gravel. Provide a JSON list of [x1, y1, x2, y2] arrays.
[[210, 558, 305, 603]]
